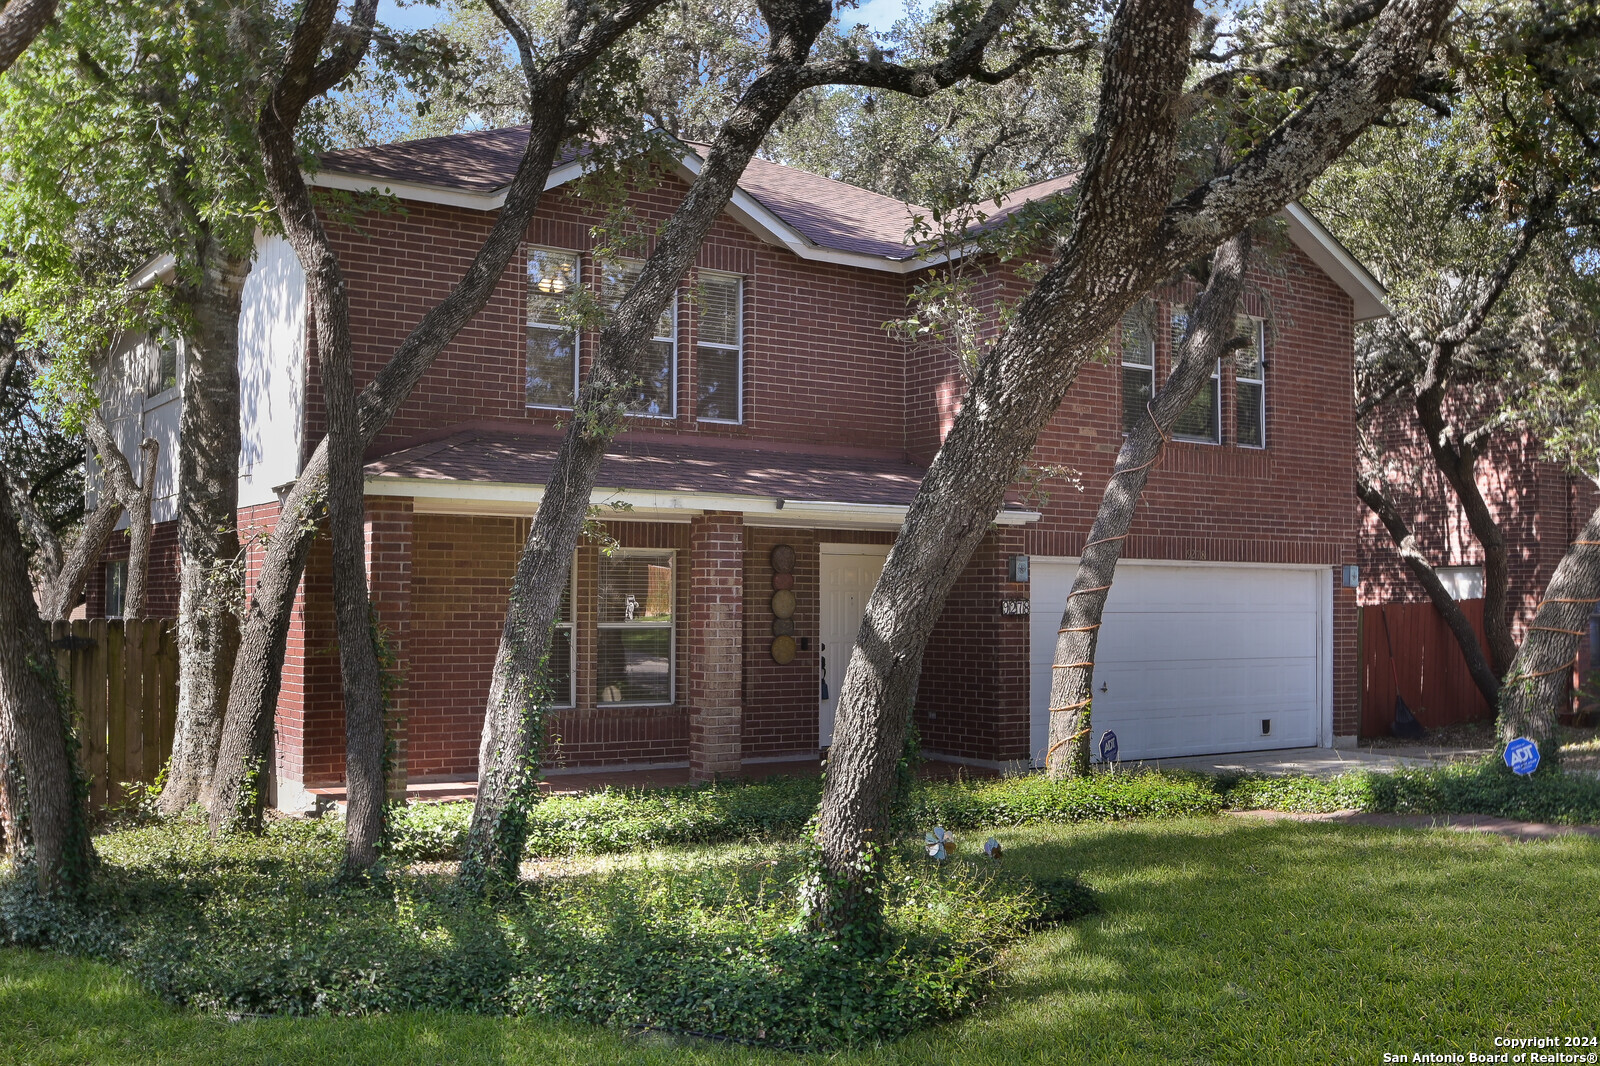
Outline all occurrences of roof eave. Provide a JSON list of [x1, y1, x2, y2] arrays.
[[1282, 201, 1391, 321]]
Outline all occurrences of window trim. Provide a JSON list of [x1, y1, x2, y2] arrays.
[[1119, 308, 1156, 437], [525, 245, 582, 412], [547, 560, 577, 709], [105, 560, 128, 619], [605, 258, 679, 420], [595, 548, 676, 707], [1170, 303, 1221, 445], [695, 271, 744, 425], [1234, 314, 1266, 450]]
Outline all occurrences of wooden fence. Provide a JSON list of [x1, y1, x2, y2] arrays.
[[1361, 600, 1492, 737], [48, 619, 178, 809]]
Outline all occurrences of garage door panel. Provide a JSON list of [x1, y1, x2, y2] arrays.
[[1029, 561, 1327, 762], [1096, 611, 1318, 663]]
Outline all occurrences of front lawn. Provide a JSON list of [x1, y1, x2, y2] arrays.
[[5, 815, 1598, 1064]]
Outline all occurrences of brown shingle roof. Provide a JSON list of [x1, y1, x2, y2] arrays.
[[366, 428, 930, 506], [318, 125, 551, 193]]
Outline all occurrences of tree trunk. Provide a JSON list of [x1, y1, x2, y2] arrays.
[[812, 0, 1454, 927], [459, 0, 1042, 879], [160, 243, 247, 816], [207, 0, 689, 836], [0, 0, 56, 75], [1494, 501, 1600, 759], [464, 59, 833, 882], [121, 437, 159, 620], [1355, 474, 1502, 705], [1413, 399, 1518, 674], [0, 484, 93, 893], [1046, 232, 1248, 777]]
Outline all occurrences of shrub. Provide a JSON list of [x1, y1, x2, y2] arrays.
[[385, 770, 1223, 862], [1215, 760, 1600, 824], [0, 820, 1095, 1051]]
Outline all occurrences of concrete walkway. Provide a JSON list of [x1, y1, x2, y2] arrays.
[[1134, 745, 1485, 778]]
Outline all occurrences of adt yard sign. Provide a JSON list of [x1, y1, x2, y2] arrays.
[[1098, 730, 1119, 764], [1504, 737, 1540, 776]]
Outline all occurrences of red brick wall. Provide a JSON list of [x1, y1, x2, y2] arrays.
[[86, 517, 181, 619], [916, 526, 1032, 762], [307, 171, 912, 465]]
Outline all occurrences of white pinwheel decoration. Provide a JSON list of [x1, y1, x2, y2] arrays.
[[924, 826, 951, 861]]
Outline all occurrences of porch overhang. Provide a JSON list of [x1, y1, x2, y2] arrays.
[[362, 427, 1041, 531]]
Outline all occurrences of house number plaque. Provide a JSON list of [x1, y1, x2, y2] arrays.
[[1000, 600, 1030, 616]]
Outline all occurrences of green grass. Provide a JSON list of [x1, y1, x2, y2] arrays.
[[6, 816, 1599, 1064]]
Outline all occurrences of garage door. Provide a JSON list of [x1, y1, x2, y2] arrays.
[[1029, 561, 1328, 762]]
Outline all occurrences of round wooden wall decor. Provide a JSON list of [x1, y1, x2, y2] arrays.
[[771, 617, 795, 637], [770, 589, 796, 619], [770, 544, 796, 573], [770, 635, 797, 664], [771, 572, 794, 591]]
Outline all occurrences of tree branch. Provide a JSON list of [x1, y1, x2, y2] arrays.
[[0, 0, 56, 75]]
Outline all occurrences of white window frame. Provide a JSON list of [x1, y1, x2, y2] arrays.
[[1170, 304, 1221, 445], [1119, 308, 1155, 436], [105, 560, 128, 619], [595, 548, 676, 707], [1235, 314, 1266, 449], [604, 258, 678, 420], [547, 560, 577, 709], [147, 330, 180, 404], [1437, 565, 1485, 601], [695, 271, 743, 425], [525, 246, 581, 411]]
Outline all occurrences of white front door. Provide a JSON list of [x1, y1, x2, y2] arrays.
[[819, 543, 892, 747], [1029, 560, 1330, 762]]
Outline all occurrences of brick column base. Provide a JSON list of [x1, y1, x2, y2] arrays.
[[689, 512, 744, 779]]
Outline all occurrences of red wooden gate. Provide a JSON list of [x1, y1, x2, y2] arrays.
[[1361, 600, 1492, 736]]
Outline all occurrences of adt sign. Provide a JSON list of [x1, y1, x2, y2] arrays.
[[1504, 737, 1540, 776], [1098, 730, 1119, 764]]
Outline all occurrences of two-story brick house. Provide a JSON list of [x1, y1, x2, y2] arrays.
[[91, 125, 1389, 808]]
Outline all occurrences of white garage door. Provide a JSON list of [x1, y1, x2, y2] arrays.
[[1029, 561, 1328, 762]]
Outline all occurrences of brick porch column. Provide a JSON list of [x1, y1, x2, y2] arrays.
[[365, 497, 414, 799], [689, 511, 744, 779]]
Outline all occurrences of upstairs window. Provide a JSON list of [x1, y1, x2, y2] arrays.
[[1234, 314, 1265, 448], [150, 331, 178, 395], [696, 273, 742, 423], [602, 259, 676, 418], [1170, 304, 1220, 444], [1120, 307, 1155, 435], [596, 550, 674, 706], [526, 248, 580, 409]]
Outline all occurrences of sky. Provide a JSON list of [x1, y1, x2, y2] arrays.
[[375, 0, 911, 36]]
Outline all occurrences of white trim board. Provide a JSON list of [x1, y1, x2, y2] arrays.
[[373, 475, 1040, 530]]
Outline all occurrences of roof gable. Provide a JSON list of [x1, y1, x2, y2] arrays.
[[311, 127, 1388, 318]]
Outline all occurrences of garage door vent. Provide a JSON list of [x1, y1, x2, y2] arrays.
[[1261, 718, 1272, 736]]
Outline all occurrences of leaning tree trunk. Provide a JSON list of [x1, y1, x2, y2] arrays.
[[159, 243, 247, 816], [464, 45, 835, 881], [1046, 231, 1248, 777], [253, 2, 390, 871], [1494, 501, 1600, 760], [121, 437, 159, 620], [207, 0, 679, 835], [1355, 474, 1502, 705], [812, 0, 1453, 927], [0, 485, 93, 892]]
